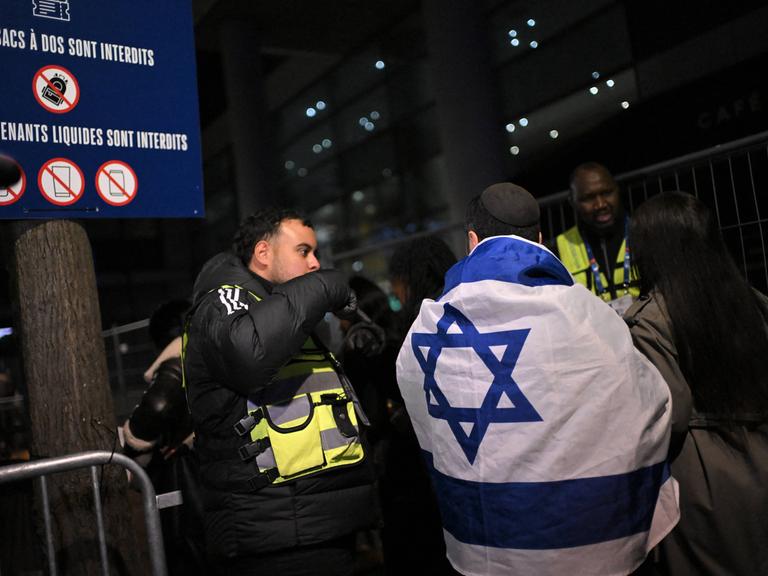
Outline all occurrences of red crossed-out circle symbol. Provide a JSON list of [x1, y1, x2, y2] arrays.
[[95, 160, 138, 206], [38, 158, 85, 206], [0, 164, 26, 206], [33, 65, 80, 114]]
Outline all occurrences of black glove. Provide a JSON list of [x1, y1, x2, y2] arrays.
[[344, 321, 386, 357], [334, 289, 358, 321]]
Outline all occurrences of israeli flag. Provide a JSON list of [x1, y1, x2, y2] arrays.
[[396, 235, 679, 576]]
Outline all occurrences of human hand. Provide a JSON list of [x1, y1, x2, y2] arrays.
[[335, 289, 358, 321]]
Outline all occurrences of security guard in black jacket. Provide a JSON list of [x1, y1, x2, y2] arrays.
[[183, 209, 377, 576]]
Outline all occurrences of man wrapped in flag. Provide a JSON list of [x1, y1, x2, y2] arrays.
[[396, 183, 679, 576]]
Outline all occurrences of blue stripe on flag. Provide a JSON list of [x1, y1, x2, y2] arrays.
[[442, 236, 572, 298], [424, 451, 669, 550]]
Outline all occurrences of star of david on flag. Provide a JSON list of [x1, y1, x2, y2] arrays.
[[411, 303, 541, 464]]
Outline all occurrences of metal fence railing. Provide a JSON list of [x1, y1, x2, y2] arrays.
[[616, 130, 768, 294], [0, 450, 167, 576], [538, 129, 768, 293], [102, 320, 155, 422], [336, 130, 768, 295]]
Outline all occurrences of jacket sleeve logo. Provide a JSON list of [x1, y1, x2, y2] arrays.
[[218, 287, 249, 315]]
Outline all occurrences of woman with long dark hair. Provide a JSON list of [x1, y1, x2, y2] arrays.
[[389, 236, 458, 327], [625, 191, 768, 575]]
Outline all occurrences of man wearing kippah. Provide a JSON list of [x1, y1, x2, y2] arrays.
[[396, 183, 679, 576]]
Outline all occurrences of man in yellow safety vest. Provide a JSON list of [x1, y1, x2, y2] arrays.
[[553, 162, 640, 315]]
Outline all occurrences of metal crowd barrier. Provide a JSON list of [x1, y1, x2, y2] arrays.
[[334, 129, 768, 294], [0, 450, 168, 576], [538, 129, 768, 292]]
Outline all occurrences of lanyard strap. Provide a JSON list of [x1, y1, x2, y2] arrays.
[[583, 217, 630, 296]]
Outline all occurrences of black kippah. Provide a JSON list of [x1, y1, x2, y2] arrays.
[[480, 183, 540, 227]]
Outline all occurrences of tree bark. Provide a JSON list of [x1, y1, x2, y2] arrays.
[[5, 220, 148, 575]]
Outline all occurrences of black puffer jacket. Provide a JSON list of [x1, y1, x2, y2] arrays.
[[183, 253, 377, 558]]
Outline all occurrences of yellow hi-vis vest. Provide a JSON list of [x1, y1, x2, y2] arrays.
[[184, 284, 366, 491], [236, 335, 366, 489], [556, 226, 640, 302]]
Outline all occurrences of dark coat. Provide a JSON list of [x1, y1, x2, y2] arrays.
[[626, 292, 768, 576], [183, 253, 377, 559]]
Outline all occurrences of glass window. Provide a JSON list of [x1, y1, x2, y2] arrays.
[[280, 120, 338, 176], [274, 80, 334, 147], [488, 0, 615, 66], [335, 87, 390, 149], [503, 67, 638, 170], [331, 45, 387, 104], [496, 4, 632, 117]]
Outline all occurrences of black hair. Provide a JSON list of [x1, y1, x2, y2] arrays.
[[149, 299, 191, 350], [631, 191, 768, 416], [568, 161, 613, 193], [232, 208, 312, 267], [389, 236, 457, 324], [465, 195, 539, 242]]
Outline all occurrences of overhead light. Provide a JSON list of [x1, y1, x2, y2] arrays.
[[549, 130, 559, 139], [322, 138, 332, 148], [306, 107, 316, 118], [508, 29, 518, 38], [316, 100, 326, 110], [511, 38, 520, 47], [370, 110, 380, 120], [529, 40, 538, 49], [284, 160, 295, 170], [510, 146, 520, 155], [297, 167, 308, 177], [375, 60, 385, 70], [621, 101, 630, 109], [505, 123, 516, 133], [592, 71, 600, 79], [359, 117, 369, 126], [364, 122, 375, 131], [527, 19, 536, 27], [519, 117, 529, 127], [606, 79, 615, 88], [589, 86, 599, 95], [352, 190, 365, 202], [312, 144, 323, 154]]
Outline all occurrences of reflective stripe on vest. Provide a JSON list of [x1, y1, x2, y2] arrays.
[[556, 226, 640, 301], [242, 334, 365, 485]]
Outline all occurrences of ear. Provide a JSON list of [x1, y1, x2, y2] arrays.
[[467, 230, 480, 253], [250, 239, 272, 269]]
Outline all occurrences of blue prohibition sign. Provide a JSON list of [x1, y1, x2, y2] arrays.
[[411, 303, 541, 464]]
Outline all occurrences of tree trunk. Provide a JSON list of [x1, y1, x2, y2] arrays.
[[5, 220, 149, 575]]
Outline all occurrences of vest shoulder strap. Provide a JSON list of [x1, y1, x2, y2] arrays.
[[556, 226, 589, 273]]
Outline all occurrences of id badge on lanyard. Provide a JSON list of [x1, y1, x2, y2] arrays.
[[584, 217, 632, 315]]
